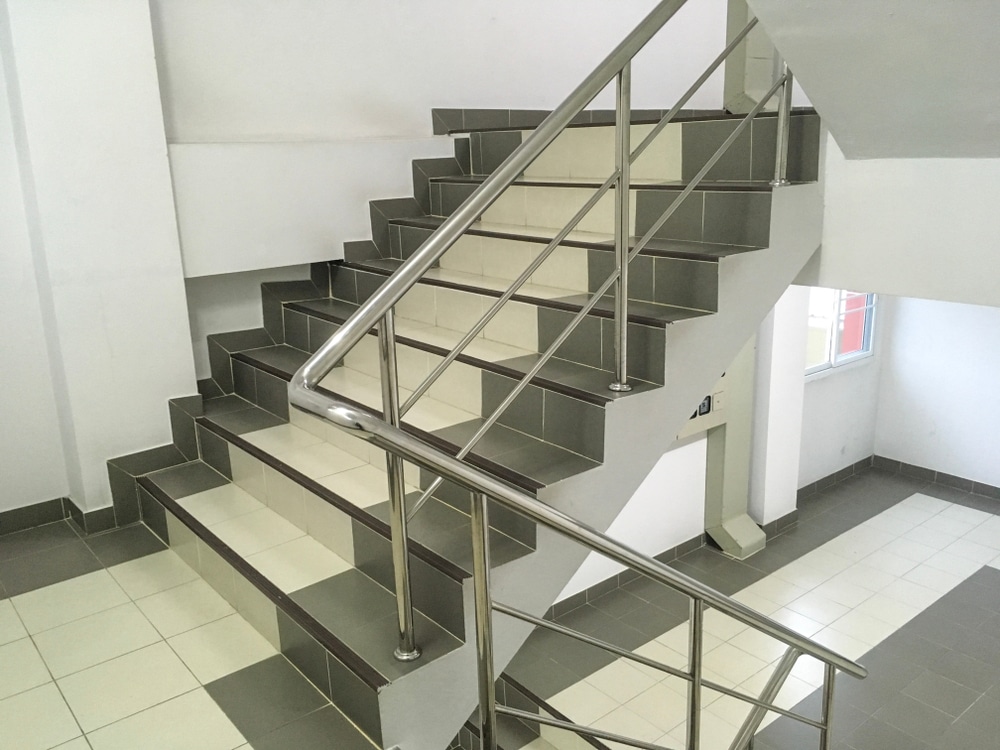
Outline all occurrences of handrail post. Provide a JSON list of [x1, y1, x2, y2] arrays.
[[610, 62, 633, 393], [687, 599, 704, 749], [819, 663, 836, 749], [771, 62, 793, 187], [378, 309, 421, 662], [471, 492, 498, 750]]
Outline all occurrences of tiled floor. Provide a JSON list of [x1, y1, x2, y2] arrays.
[[505, 469, 1000, 750], [0, 521, 373, 750]]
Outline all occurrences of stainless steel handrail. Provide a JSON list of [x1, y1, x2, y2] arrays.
[[303, 399, 868, 681], [289, 0, 690, 399]]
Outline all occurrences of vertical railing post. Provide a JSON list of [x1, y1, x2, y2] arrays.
[[610, 62, 633, 393], [378, 309, 421, 662], [471, 492, 498, 750], [771, 62, 793, 187], [687, 599, 704, 749], [819, 663, 836, 749]]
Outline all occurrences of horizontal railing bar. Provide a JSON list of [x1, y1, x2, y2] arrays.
[[629, 74, 788, 265], [493, 601, 692, 683], [630, 17, 758, 163], [702, 678, 825, 730], [290, 0, 690, 396], [294, 397, 867, 679], [496, 706, 679, 750]]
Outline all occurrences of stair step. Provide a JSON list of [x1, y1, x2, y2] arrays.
[[226, 343, 601, 490], [428, 176, 774, 249]]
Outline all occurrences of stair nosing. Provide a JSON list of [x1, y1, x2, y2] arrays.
[[195, 414, 471, 584], [284, 299, 653, 404], [430, 175, 782, 193], [499, 674, 612, 750], [137, 472, 391, 691]]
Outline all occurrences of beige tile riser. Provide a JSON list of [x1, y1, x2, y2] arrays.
[[521, 122, 683, 182], [481, 185, 638, 236]]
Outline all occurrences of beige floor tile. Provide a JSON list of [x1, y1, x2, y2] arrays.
[[548, 681, 619, 725], [0, 683, 82, 750], [58, 642, 198, 732], [247, 536, 351, 593], [176, 484, 265, 528], [108, 549, 199, 601], [0, 600, 27, 646], [584, 659, 657, 703], [167, 614, 275, 684], [136, 579, 235, 638], [209, 508, 304, 557], [33, 602, 161, 679], [0, 638, 51, 701], [281, 441, 365, 480], [12, 570, 129, 635], [86, 688, 245, 750]]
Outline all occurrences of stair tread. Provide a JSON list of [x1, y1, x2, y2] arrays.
[[391, 215, 760, 259], [142, 460, 463, 686], [342, 259, 711, 327], [232, 346, 600, 491], [288, 298, 656, 404]]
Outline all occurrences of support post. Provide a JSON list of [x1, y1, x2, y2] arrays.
[[378, 309, 420, 662], [471, 493, 498, 750], [771, 63, 793, 187], [687, 599, 704, 749], [610, 63, 633, 393]]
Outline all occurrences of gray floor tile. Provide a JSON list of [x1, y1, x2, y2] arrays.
[[250, 705, 376, 750], [209, 406, 286, 436], [957, 694, 1000, 738], [146, 461, 228, 500], [84, 524, 166, 567], [0, 520, 79, 562], [845, 717, 934, 750], [0, 538, 102, 596], [205, 655, 328, 741], [902, 671, 980, 718], [874, 692, 953, 743]]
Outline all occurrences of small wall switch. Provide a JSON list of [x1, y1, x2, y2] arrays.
[[713, 391, 725, 411]]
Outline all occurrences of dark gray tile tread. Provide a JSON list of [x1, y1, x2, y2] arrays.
[[391, 214, 761, 259], [137, 471, 390, 690]]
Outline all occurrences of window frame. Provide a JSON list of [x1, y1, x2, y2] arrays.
[[805, 289, 877, 377]]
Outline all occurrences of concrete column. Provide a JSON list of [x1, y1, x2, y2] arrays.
[[1, 0, 196, 512]]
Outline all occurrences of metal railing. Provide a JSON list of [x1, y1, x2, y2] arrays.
[[288, 1, 855, 747]]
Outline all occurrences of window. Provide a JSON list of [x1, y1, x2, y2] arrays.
[[805, 288, 876, 374]]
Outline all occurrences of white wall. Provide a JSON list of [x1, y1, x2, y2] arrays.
[[875, 296, 1000, 488], [559, 436, 707, 599], [798, 355, 880, 487], [170, 139, 453, 277], [798, 136, 1000, 309], [186, 265, 309, 379], [4, 0, 196, 511], [150, 0, 729, 143], [0, 30, 69, 513], [750, 285, 808, 523]]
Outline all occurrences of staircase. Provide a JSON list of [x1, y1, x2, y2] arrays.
[[108, 3, 862, 749]]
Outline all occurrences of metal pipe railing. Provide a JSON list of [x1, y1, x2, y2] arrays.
[[301, 398, 868, 682], [289, 0, 690, 399], [772, 61, 794, 187], [610, 62, 633, 392]]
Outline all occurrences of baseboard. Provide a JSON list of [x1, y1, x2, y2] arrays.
[[798, 454, 1000, 505], [63, 497, 117, 536], [760, 509, 799, 539], [545, 533, 706, 620], [0, 497, 71, 536]]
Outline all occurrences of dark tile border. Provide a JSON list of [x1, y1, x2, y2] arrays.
[[761, 509, 800, 539], [0, 497, 70, 536], [544, 533, 706, 620], [800, 455, 1000, 507]]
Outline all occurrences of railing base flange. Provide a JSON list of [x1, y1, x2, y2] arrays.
[[608, 381, 633, 392], [394, 647, 422, 662]]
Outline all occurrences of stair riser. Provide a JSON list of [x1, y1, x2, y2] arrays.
[[196, 421, 468, 639], [432, 181, 771, 247], [137, 486, 386, 745], [334, 263, 666, 382], [392, 224, 720, 312], [466, 114, 820, 182]]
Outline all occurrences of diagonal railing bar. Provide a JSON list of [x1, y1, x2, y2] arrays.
[[628, 74, 788, 265], [400, 15, 760, 425], [629, 17, 758, 164], [729, 648, 803, 750], [405, 73, 788, 520]]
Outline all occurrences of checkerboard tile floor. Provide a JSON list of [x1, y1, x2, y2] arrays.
[[0, 523, 373, 750]]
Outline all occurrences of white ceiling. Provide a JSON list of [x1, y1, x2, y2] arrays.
[[746, 0, 1000, 159]]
